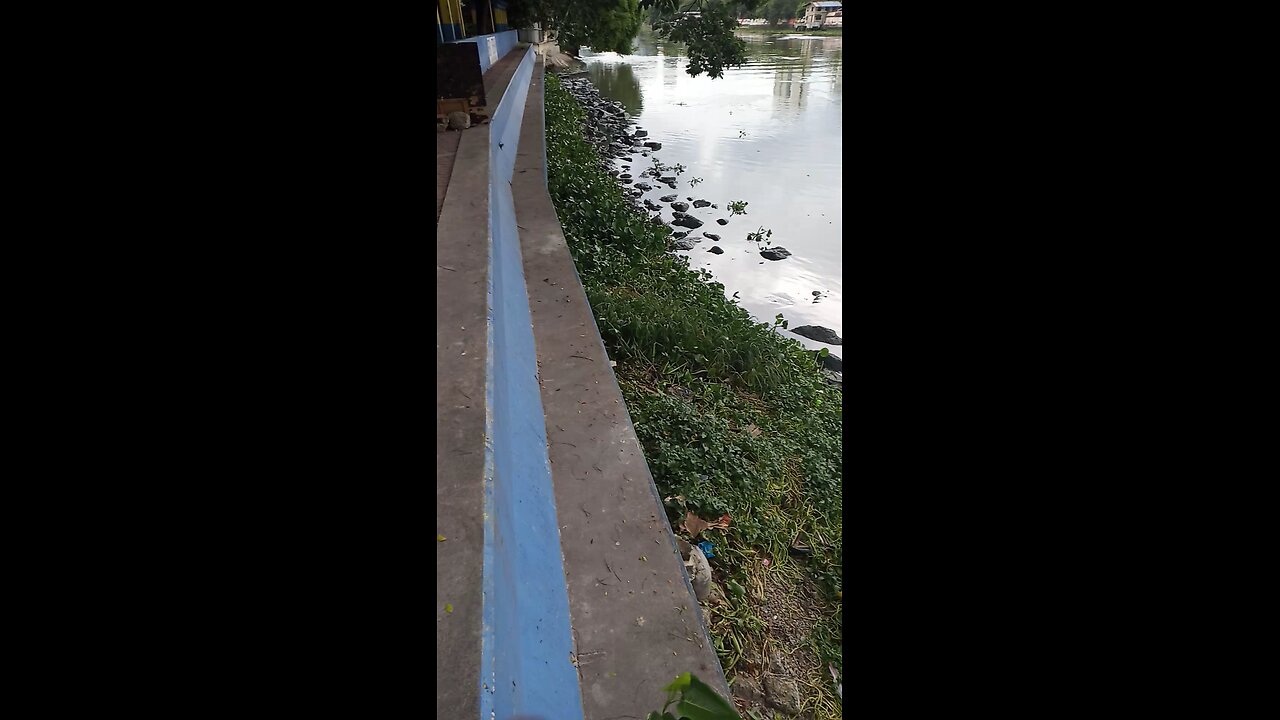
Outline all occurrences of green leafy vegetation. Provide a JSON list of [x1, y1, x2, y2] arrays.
[[648, 1, 750, 78], [510, 0, 756, 77], [545, 73, 841, 718], [733, 0, 807, 27], [648, 673, 742, 720], [647, 157, 689, 178], [510, 0, 643, 55], [745, 226, 772, 245]]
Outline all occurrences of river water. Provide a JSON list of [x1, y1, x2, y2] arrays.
[[581, 29, 843, 352]]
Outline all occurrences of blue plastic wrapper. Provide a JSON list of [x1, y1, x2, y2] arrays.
[[697, 540, 715, 559]]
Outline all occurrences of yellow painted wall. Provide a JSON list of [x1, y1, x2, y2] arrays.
[[439, 0, 465, 36]]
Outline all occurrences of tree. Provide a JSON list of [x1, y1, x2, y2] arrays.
[[508, 0, 643, 55], [509, 0, 762, 79], [563, 0, 644, 55], [761, 0, 802, 27], [643, 0, 764, 78]]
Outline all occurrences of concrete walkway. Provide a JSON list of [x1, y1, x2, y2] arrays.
[[435, 45, 531, 720], [436, 47, 529, 226], [436, 131, 460, 223], [435, 111, 490, 720]]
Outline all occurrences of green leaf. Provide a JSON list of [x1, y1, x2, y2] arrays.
[[818, 347, 829, 358], [664, 671, 692, 704], [673, 674, 742, 720]]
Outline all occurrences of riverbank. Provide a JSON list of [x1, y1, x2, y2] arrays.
[[735, 27, 843, 36], [545, 73, 843, 719]]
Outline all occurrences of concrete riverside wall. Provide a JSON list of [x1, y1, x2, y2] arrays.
[[456, 30, 518, 75], [438, 47, 728, 718], [494, 30, 518, 60], [512, 64, 732, 718], [479, 46, 586, 720]]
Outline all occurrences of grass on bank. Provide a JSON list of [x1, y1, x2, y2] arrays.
[[544, 73, 842, 719]]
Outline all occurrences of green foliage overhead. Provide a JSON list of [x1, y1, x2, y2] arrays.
[[572, 0, 645, 54], [652, 2, 748, 79], [578, 0, 644, 54], [509, 0, 642, 54], [510, 0, 759, 77]]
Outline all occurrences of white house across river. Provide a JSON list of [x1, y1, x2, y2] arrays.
[[799, 1, 842, 29]]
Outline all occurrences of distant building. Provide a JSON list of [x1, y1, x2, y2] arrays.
[[799, 1, 842, 29], [823, 9, 842, 27]]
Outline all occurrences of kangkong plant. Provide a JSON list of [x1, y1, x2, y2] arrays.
[[647, 673, 741, 720]]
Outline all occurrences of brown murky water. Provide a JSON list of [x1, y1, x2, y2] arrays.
[[583, 29, 843, 351]]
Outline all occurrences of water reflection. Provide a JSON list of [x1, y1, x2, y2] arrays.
[[773, 63, 808, 111], [628, 30, 664, 56], [587, 62, 644, 116]]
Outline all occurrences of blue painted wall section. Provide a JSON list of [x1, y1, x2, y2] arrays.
[[456, 30, 518, 75], [479, 47, 586, 720], [494, 29, 517, 58]]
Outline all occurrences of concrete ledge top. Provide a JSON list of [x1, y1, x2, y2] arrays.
[[512, 61, 730, 719], [435, 122, 491, 720]]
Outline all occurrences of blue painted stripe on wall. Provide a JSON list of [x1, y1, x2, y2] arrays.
[[479, 47, 586, 720], [479, 217, 499, 712]]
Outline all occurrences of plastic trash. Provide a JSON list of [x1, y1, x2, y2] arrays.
[[697, 540, 715, 559]]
